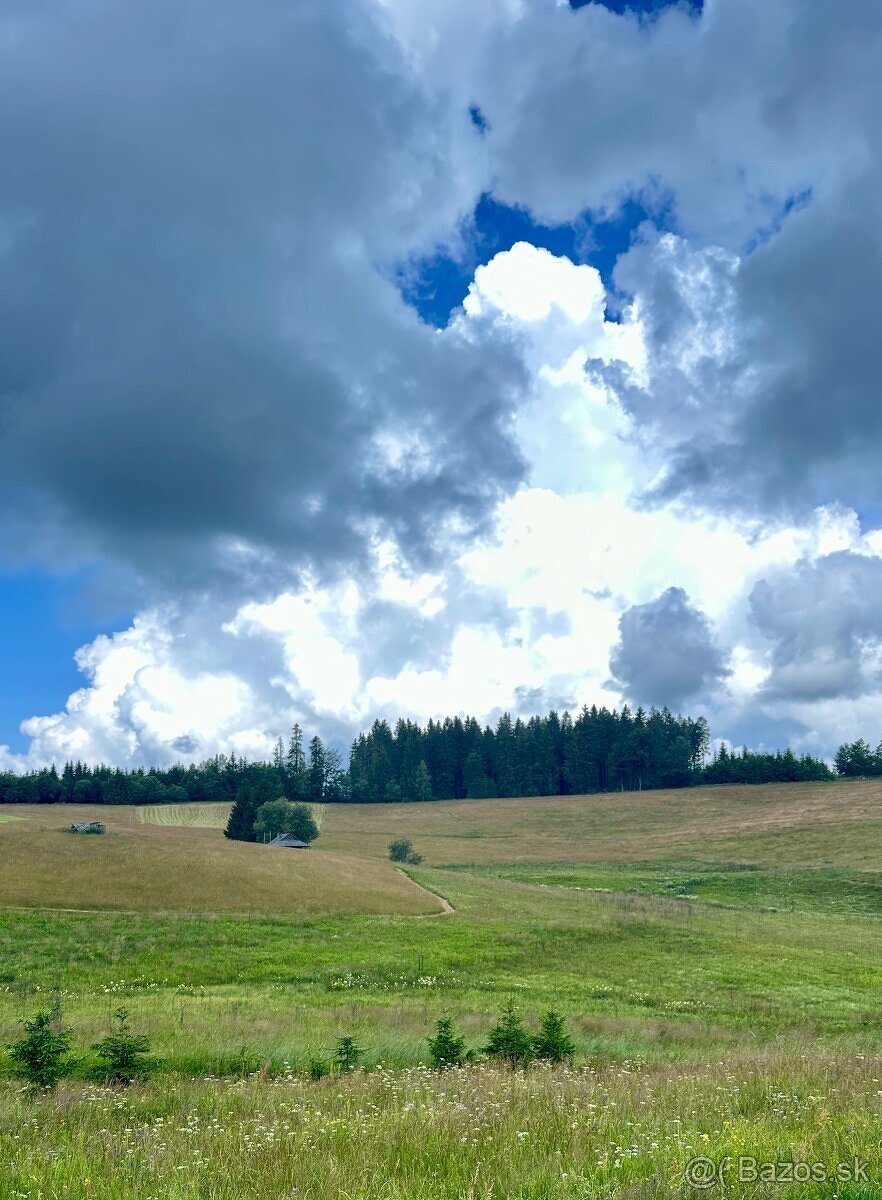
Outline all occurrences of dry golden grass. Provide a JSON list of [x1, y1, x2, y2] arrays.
[[317, 779, 882, 868], [0, 805, 440, 915]]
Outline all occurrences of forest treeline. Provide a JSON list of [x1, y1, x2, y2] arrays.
[[0, 705, 840, 807]]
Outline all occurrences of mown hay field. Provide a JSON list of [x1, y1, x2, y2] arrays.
[[137, 801, 232, 828], [137, 800, 326, 830]]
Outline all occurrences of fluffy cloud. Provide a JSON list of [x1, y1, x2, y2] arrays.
[[750, 552, 882, 701], [8, 244, 882, 768], [11, 613, 279, 770]]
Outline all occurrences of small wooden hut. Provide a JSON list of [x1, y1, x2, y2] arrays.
[[268, 833, 309, 849], [69, 821, 106, 834]]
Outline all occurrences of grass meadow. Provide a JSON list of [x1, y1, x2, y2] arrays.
[[1, 780, 880, 1196]]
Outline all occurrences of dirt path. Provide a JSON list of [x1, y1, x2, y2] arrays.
[[395, 870, 455, 917]]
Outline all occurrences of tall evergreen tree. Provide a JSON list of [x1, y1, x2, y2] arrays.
[[308, 735, 327, 801]]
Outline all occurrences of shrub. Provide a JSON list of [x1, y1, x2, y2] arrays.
[[307, 1055, 330, 1080], [388, 838, 422, 864], [333, 1035, 362, 1072], [533, 1009, 575, 1063], [427, 1017, 466, 1069], [7, 1009, 75, 1090], [254, 799, 319, 843], [91, 1007, 155, 1084], [483, 1001, 534, 1069]]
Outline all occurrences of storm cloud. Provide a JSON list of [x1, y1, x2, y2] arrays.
[[0, 0, 525, 595], [608, 587, 730, 709], [750, 552, 882, 701]]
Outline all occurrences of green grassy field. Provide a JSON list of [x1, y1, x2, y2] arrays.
[[1, 781, 880, 1197]]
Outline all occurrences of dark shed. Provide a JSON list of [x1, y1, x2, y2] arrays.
[[268, 833, 309, 849]]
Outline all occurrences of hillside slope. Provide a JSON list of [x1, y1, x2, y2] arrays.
[[0, 805, 440, 915]]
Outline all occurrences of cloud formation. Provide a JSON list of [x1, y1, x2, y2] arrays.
[[3, 0, 882, 766], [609, 588, 731, 709], [750, 552, 882, 701], [0, 0, 525, 593]]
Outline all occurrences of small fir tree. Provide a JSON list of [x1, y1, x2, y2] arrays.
[[333, 1035, 362, 1072], [8, 1009, 75, 1090], [307, 1054, 330, 1080], [483, 1001, 534, 1069], [532, 1009, 575, 1063], [427, 1017, 466, 1069], [91, 1007, 155, 1084]]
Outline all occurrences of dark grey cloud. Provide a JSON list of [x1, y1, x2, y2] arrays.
[[608, 587, 730, 709], [0, 0, 524, 596], [750, 552, 882, 701]]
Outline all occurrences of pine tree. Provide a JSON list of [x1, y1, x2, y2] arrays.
[[532, 1009, 575, 1063], [224, 784, 260, 842], [483, 1001, 533, 1069], [308, 736, 326, 801], [287, 724, 306, 779], [91, 1007, 155, 1083], [427, 1017, 466, 1068], [8, 1009, 75, 1090], [412, 760, 433, 801]]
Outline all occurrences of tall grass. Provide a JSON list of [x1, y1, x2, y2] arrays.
[[1, 1052, 878, 1198]]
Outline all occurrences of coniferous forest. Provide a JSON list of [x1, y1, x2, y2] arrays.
[[0, 706, 844, 817]]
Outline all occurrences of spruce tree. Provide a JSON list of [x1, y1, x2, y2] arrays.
[[532, 1009, 575, 1063], [308, 736, 326, 801], [427, 1017, 466, 1068], [413, 760, 433, 801], [483, 1001, 534, 1069], [224, 784, 260, 841]]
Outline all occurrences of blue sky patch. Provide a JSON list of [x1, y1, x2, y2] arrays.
[[571, 0, 702, 14], [0, 568, 130, 753], [399, 194, 658, 329], [742, 188, 813, 257], [469, 105, 489, 135]]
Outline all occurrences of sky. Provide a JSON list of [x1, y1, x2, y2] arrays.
[[1, 0, 881, 768]]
